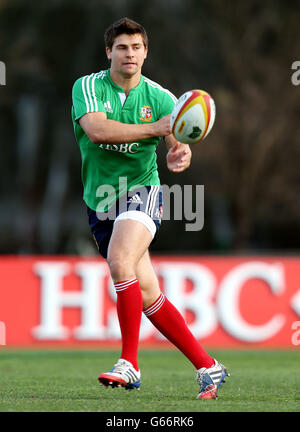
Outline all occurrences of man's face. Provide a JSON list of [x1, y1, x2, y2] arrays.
[[106, 33, 148, 78]]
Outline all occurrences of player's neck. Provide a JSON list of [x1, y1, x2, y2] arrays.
[[110, 69, 141, 96]]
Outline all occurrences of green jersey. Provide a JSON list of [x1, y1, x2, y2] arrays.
[[71, 69, 176, 212]]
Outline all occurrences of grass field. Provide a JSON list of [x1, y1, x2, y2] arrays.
[[0, 349, 299, 412]]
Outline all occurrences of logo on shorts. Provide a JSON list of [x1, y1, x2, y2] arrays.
[[155, 205, 163, 220], [140, 105, 152, 122], [127, 193, 144, 205]]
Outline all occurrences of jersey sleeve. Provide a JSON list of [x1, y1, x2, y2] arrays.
[[72, 75, 106, 122], [159, 89, 177, 117]]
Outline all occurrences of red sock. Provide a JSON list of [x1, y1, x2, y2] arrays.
[[114, 278, 142, 370], [144, 293, 214, 369]]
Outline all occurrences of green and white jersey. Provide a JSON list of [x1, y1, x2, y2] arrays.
[[71, 69, 177, 212]]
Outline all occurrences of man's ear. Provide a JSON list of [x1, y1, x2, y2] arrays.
[[106, 47, 111, 60]]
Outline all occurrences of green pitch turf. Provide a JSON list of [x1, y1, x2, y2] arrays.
[[0, 349, 299, 412]]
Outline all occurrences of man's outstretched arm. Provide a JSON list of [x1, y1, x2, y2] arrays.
[[79, 111, 172, 144]]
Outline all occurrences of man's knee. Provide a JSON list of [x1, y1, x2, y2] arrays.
[[107, 256, 136, 282]]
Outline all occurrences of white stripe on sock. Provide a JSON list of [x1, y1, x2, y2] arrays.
[[143, 293, 165, 316], [114, 278, 137, 288], [114, 279, 138, 292]]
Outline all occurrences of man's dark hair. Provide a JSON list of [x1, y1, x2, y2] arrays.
[[104, 17, 148, 50]]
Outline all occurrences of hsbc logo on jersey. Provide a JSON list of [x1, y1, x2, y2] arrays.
[[98, 143, 139, 153]]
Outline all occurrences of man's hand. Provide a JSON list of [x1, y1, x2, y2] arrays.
[[166, 141, 192, 173], [153, 114, 172, 137]]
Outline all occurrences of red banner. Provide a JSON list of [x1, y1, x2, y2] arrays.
[[0, 255, 300, 348]]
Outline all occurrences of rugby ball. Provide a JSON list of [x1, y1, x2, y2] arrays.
[[170, 89, 216, 144]]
